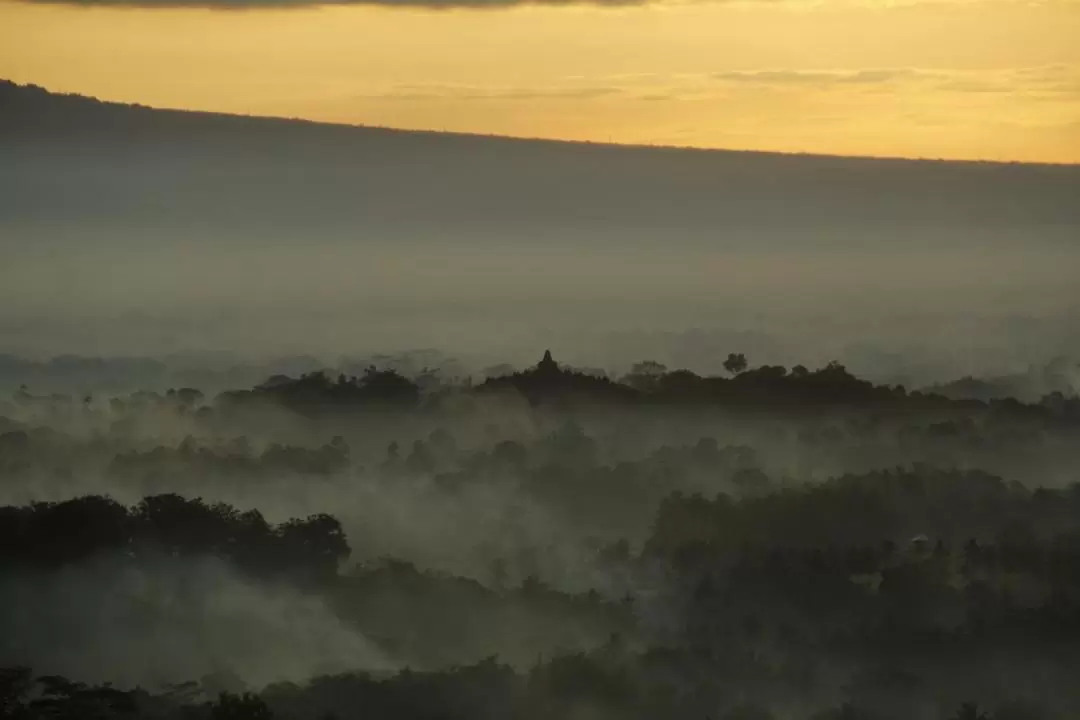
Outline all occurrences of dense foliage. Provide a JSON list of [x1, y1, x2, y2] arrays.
[[1, 352, 1078, 718]]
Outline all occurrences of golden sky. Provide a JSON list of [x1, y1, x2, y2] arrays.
[[1, 0, 1079, 162]]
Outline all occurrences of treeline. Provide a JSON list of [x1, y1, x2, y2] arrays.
[[647, 466, 1080, 553], [332, 558, 635, 669], [0, 495, 347, 584], [3, 465, 1080, 716], [0, 660, 1054, 720], [641, 467, 1080, 647], [3, 352, 1080, 718], [109, 436, 351, 480], [219, 367, 421, 414], [84, 351, 1074, 420], [480, 354, 1077, 420], [3, 414, 1079, 575]]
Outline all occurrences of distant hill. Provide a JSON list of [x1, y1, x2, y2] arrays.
[[3, 78, 1079, 247], [2, 79, 1078, 368]]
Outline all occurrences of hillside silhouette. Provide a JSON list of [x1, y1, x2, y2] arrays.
[[3, 78, 1079, 368], [3, 78, 1079, 243]]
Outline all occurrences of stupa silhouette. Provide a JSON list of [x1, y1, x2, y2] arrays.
[[537, 349, 559, 375]]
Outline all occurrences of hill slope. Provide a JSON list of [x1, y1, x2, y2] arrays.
[[3, 79, 1079, 243], [1, 79, 1078, 370]]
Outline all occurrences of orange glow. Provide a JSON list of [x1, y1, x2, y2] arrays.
[[1, 0, 1078, 162]]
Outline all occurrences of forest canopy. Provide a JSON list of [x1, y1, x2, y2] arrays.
[[1, 350, 1078, 719]]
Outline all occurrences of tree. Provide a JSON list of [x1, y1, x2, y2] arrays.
[[359, 366, 419, 405], [994, 700, 1049, 720], [278, 513, 350, 581], [0, 667, 32, 718], [210, 692, 274, 720], [810, 704, 880, 720], [29, 675, 136, 720], [951, 703, 989, 720], [722, 704, 774, 720], [624, 360, 668, 392], [175, 388, 204, 407], [723, 353, 748, 375]]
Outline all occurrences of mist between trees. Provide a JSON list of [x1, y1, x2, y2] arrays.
[[1, 350, 1079, 720]]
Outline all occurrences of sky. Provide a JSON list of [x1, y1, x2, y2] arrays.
[[1, 0, 1079, 163]]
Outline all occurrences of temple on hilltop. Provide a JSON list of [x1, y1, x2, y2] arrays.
[[537, 349, 559, 375], [474, 348, 634, 404]]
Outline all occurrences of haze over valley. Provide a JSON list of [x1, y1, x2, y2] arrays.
[[1, 70, 1079, 720]]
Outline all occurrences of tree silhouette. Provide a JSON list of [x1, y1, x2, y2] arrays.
[[624, 360, 668, 392], [210, 692, 274, 720], [0, 667, 32, 718], [951, 703, 989, 720], [723, 353, 748, 375]]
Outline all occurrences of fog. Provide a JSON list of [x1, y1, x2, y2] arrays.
[[3, 79, 1079, 384], [0, 555, 393, 689], [2, 79, 1080, 719], [3, 357, 1080, 718]]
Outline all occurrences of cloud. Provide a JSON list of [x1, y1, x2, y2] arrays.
[[356, 66, 1080, 107], [712, 68, 932, 86], [0, 555, 393, 689], [926, 65, 1080, 96], [706, 66, 1080, 98], [17, 0, 648, 8], [13, 0, 1080, 9], [367, 84, 625, 101]]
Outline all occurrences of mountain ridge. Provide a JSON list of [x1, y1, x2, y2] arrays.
[[5, 77, 1080, 245], [1, 78, 1078, 374], [3, 78, 1077, 169]]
